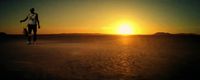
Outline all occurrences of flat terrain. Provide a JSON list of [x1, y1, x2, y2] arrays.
[[0, 35, 200, 80]]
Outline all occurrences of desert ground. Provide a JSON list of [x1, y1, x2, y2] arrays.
[[0, 34, 200, 80]]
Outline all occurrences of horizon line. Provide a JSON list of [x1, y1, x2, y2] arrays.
[[1, 32, 199, 36]]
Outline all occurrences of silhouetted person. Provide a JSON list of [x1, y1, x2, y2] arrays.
[[20, 8, 40, 44]]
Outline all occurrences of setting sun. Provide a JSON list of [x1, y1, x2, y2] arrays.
[[117, 23, 134, 35]]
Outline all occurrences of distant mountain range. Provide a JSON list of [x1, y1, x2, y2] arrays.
[[153, 32, 199, 36], [0, 32, 199, 36]]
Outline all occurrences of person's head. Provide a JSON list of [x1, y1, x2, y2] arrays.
[[30, 8, 35, 13]]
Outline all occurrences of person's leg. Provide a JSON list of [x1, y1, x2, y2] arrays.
[[33, 25, 37, 42], [27, 25, 33, 44], [23, 28, 28, 37]]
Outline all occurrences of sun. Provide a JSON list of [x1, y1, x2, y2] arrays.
[[117, 23, 134, 35]]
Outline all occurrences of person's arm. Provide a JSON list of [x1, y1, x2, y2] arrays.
[[36, 14, 40, 29], [20, 16, 28, 23]]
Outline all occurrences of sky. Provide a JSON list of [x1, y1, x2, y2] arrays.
[[0, 0, 200, 34]]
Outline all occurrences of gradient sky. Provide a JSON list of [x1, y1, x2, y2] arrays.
[[0, 0, 200, 34]]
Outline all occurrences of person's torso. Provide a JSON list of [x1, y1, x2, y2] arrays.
[[27, 13, 37, 25]]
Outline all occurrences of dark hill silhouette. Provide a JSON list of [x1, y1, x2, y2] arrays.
[[154, 32, 171, 36], [0, 32, 7, 36], [0, 32, 7, 40]]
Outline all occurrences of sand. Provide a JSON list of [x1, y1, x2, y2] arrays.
[[0, 35, 200, 80]]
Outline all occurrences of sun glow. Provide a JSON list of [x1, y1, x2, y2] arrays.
[[117, 23, 134, 35]]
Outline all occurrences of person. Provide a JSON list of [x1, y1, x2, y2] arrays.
[[20, 8, 40, 45]]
